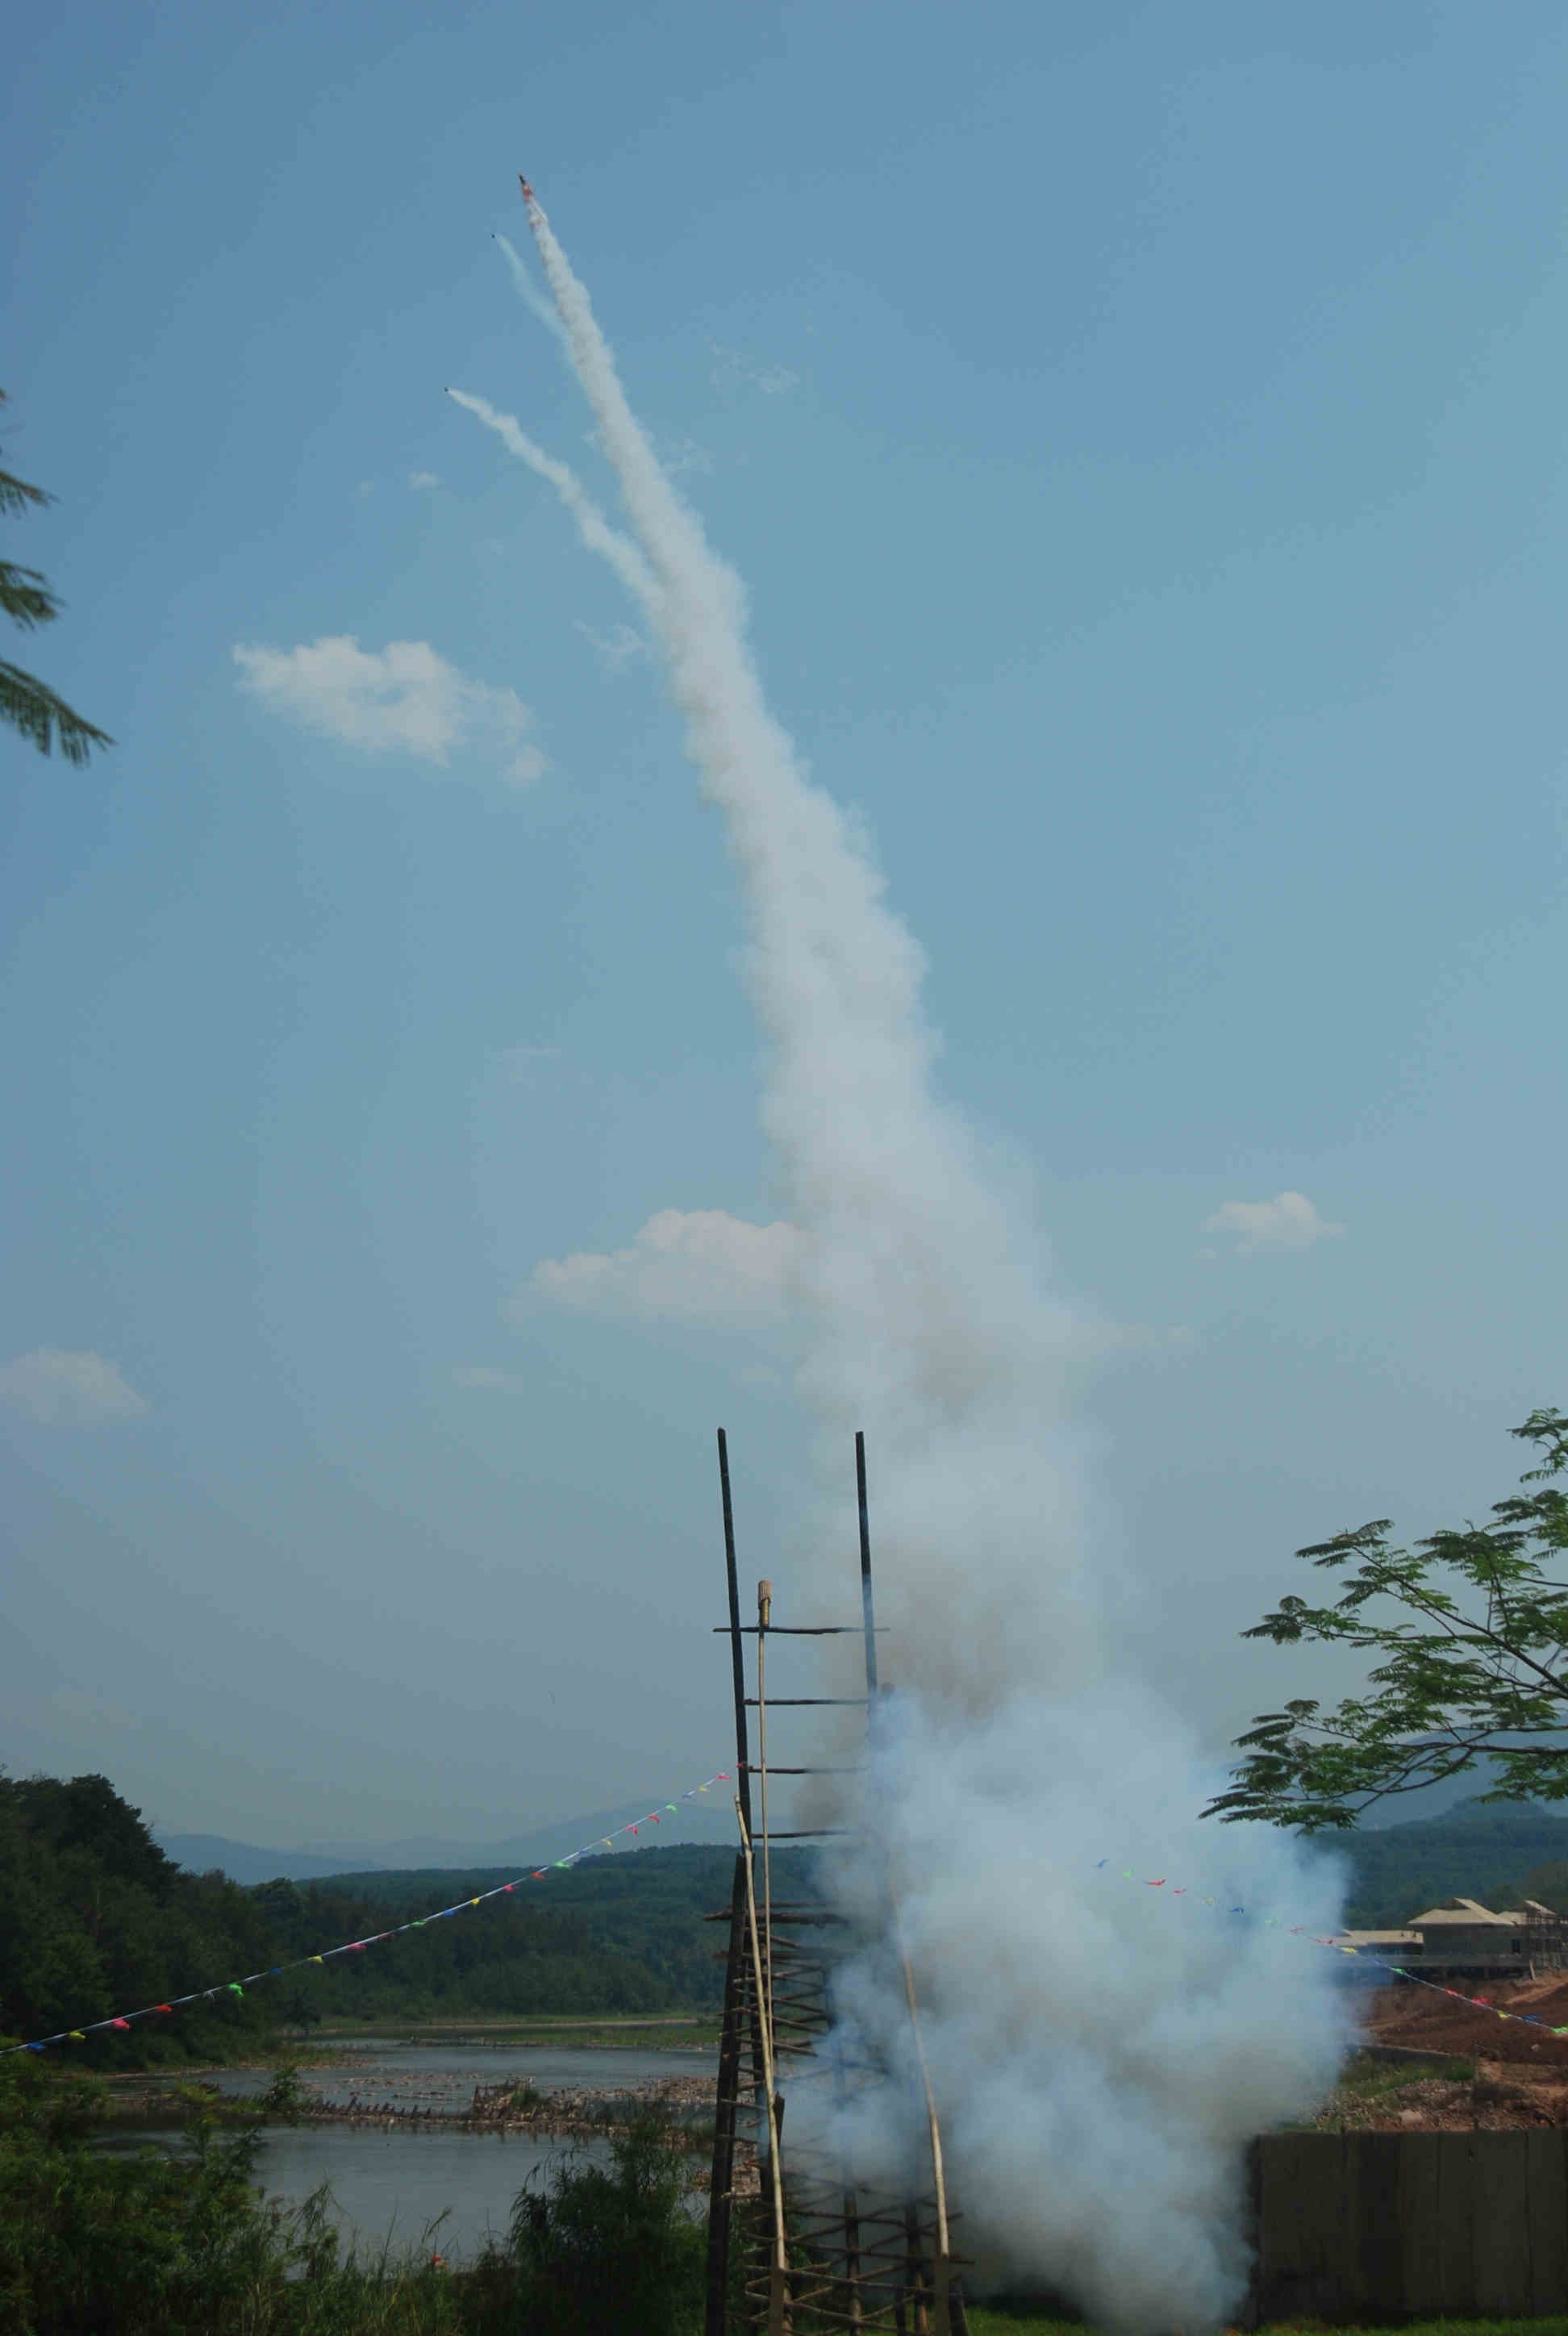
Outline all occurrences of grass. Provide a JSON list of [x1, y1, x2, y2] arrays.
[[1268, 2049, 1478, 2131], [310, 2015, 723, 2053], [1337, 2051, 1475, 2095], [964, 2318, 1568, 2335], [87, 2012, 726, 2079]]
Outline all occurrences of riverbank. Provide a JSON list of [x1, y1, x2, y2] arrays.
[[87, 2009, 724, 2082], [102, 2067, 719, 2146]]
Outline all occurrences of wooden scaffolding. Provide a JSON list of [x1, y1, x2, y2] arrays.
[[704, 1430, 969, 2336]]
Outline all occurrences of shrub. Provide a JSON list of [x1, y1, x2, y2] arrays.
[[495, 2109, 704, 2336]]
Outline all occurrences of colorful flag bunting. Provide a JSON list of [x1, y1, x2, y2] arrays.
[[0, 1767, 751, 2060]]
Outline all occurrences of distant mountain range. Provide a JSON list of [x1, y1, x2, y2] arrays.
[[157, 1787, 1568, 1914], [155, 1796, 734, 1887]]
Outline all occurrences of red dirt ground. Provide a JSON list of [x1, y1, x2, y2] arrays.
[[1363, 1975, 1568, 2067], [1322, 1979, 1568, 2129]]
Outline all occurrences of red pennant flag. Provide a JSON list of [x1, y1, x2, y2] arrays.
[[111, 2018, 131, 2030]]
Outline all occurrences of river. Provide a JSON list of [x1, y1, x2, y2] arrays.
[[108, 2036, 717, 2264]]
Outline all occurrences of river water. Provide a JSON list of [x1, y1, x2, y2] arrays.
[[111, 2038, 717, 2264]]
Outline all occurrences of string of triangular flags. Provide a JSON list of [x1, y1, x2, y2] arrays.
[[1095, 1858, 1568, 2038], [2, 1768, 734, 2059]]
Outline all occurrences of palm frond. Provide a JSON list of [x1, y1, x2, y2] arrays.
[[0, 559, 60, 631], [0, 464, 51, 519], [0, 660, 113, 763]]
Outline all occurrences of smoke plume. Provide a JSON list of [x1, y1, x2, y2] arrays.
[[454, 192, 1349, 2333]]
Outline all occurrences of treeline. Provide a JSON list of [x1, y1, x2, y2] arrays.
[[0, 1772, 281, 2063], [1340, 1800, 1568, 1929], [1, 1771, 812, 2063], [254, 1842, 783, 2025]]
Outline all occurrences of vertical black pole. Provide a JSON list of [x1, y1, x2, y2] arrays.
[[856, 1429, 878, 1700], [719, 1429, 754, 1833], [708, 1429, 757, 2336]]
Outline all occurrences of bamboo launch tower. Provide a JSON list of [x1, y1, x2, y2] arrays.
[[704, 1431, 969, 2336]]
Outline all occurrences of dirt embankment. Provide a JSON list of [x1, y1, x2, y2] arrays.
[[1364, 1974, 1568, 2068], [1323, 1979, 1568, 2132]]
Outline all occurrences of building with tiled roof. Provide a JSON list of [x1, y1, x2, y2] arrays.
[[1333, 1896, 1567, 1976]]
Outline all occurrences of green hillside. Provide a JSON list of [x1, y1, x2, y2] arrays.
[[1341, 1800, 1568, 1928], [33, 1761, 1568, 2062], [257, 1842, 817, 2025], [1, 1769, 817, 2063], [0, 1771, 284, 2064]]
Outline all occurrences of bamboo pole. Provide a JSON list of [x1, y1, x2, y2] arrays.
[[737, 1800, 790, 2336], [757, 1578, 778, 2051], [899, 1942, 952, 2336]]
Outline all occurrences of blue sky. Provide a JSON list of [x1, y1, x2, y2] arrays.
[[3, 1, 1566, 1846]]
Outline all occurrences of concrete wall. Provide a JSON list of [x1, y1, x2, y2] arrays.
[[1242, 2130, 1568, 2326]]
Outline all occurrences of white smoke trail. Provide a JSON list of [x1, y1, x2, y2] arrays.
[[444, 388, 659, 609], [459, 194, 1351, 2332], [494, 232, 573, 357]]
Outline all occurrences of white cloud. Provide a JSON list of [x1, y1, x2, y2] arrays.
[[529, 1208, 801, 1325], [1202, 1191, 1344, 1256], [408, 470, 440, 490], [232, 636, 547, 786], [0, 1349, 148, 1424], [575, 620, 647, 676]]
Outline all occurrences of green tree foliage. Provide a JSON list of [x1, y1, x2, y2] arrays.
[[277, 1844, 781, 2025], [1208, 1407, 1568, 1831], [0, 2056, 271, 2334], [2, 1771, 800, 2055], [269, 1846, 785, 2025], [0, 1773, 281, 2064], [1334, 1800, 1568, 1928], [1, 391, 112, 765], [486, 2111, 706, 2336], [0, 2054, 706, 2334], [1493, 1859, 1568, 1916]]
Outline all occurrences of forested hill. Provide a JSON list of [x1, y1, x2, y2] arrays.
[[261, 1842, 816, 2025], [0, 1771, 813, 2064], [1341, 1800, 1568, 1929], [0, 1771, 281, 2064], [15, 1768, 1568, 2061]]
